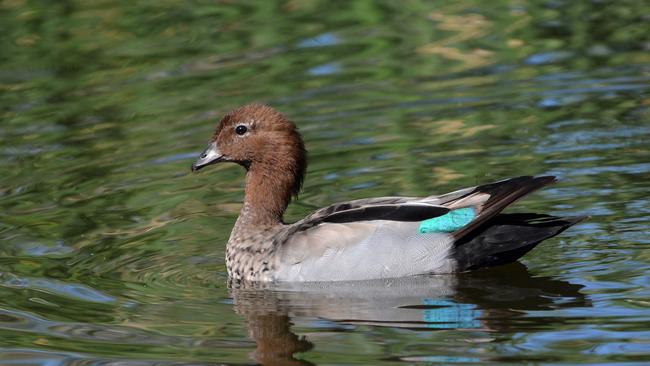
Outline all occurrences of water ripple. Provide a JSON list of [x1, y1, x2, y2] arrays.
[[0, 273, 115, 304]]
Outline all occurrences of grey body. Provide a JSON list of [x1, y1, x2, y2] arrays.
[[226, 186, 479, 282]]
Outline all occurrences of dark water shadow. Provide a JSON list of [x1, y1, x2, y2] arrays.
[[230, 263, 589, 365]]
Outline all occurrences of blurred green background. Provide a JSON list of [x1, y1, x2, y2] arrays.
[[0, 0, 648, 364]]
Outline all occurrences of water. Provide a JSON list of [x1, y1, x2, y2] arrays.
[[1, 1, 648, 364]]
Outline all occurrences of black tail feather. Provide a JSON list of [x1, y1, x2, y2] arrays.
[[453, 213, 585, 271], [452, 176, 557, 240]]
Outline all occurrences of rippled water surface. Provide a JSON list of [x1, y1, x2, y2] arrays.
[[1, 1, 649, 365]]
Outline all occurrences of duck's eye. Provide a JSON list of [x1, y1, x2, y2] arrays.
[[235, 125, 248, 135]]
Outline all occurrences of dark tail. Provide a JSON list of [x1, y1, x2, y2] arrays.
[[451, 176, 557, 240], [453, 213, 585, 271]]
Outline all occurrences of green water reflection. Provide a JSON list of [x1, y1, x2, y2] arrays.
[[1, 0, 648, 364]]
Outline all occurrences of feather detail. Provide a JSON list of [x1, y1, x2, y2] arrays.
[[419, 207, 476, 233]]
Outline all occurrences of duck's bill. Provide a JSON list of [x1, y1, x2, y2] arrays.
[[191, 142, 224, 172]]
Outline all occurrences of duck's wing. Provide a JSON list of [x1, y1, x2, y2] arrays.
[[273, 176, 561, 282], [293, 176, 556, 231], [292, 198, 450, 230]]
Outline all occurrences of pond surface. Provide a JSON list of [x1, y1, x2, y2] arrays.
[[1, 1, 649, 364]]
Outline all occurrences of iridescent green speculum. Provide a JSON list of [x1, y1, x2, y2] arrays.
[[418, 207, 476, 233]]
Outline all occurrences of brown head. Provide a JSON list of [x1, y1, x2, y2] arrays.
[[191, 104, 307, 222]]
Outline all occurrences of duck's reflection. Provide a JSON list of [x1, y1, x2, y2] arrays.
[[244, 313, 313, 366], [230, 263, 588, 365]]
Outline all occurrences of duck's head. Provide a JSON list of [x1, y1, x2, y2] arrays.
[[191, 104, 307, 199]]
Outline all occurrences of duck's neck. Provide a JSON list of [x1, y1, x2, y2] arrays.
[[237, 162, 296, 227]]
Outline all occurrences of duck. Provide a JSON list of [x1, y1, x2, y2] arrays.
[[191, 104, 582, 283]]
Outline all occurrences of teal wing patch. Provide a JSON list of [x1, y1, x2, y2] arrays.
[[418, 207, 475, 233]]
